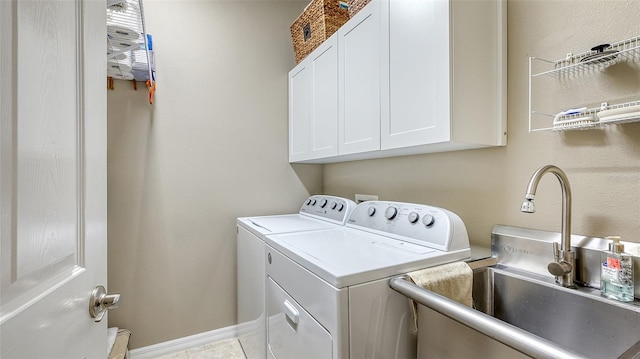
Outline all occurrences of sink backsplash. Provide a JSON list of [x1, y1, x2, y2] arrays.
[[491, 225, 640, 299]]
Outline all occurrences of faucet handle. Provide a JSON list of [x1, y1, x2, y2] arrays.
[[548, 260, 572, 276], [548, 241, 572, 276]]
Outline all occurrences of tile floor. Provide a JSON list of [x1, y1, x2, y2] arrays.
[[153, 338, 246, 359]]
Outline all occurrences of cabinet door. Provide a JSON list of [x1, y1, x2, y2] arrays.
[[382, 0, 450, 150], [289, 36, 339, 162], [309, 36, 339, 159], [338, 0, 387, 155], [288, 61, 311, 162]]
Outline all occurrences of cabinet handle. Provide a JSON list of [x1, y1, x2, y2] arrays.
[[283, 299, 299, 324]]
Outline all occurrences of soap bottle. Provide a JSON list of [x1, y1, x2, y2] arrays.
[[600, 236, 634, 302]]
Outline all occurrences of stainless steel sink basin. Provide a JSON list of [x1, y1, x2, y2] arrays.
[[390, 226, 640, 358], [473, 266, 640, 358]]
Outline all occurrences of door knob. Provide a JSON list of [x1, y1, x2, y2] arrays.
[[89, 285, 121, 322]]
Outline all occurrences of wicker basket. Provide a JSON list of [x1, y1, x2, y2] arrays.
[[291, 0, 349, 63], [347, 0, 371, 17]]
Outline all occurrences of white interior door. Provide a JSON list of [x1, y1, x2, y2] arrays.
[[1, 0, 107, 357]]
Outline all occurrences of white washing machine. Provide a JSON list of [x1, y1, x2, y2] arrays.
[[237, 195, 356, 359], [264, 201, 471, 359]]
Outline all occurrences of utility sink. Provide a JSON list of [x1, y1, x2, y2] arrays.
[[392, 226, 640, 358], [472, 266, 640, 358]]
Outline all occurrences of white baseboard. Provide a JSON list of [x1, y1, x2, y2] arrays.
[[128, 324, 240, 359]]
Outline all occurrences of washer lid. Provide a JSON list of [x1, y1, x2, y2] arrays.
[[266, 228, 470, 288], [237, 214, 337, 238]]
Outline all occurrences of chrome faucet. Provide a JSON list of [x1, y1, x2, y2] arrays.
[[521, 165, 575, 288]]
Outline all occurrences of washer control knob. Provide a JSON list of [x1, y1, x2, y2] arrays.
[[367, 207, 376, 216], [330, 201, 337, 210], [408, 212, 419, 224], [306, 199, 312, 205], [385, 206, 398, 220], [422, 214, 435, 227], [310, 199, 317, 206], [320, 199, 328, 208], [337, 204, 345, 212]]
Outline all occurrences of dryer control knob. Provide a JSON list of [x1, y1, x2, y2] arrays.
[[408, 212, 419, 223], [385, 206, 398, 220], [310, 199, 317, 206], [367, 207, 376, 216], [306, 199, 312, 205], [422, 214, 435, 227], [337, 204, 345, 212], [320, 199, 328, 208], [330, 201, 337, 210]]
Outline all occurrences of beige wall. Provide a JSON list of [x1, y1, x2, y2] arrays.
[[107, 0, 317, 349], [107, 0, 640, 351], [325, 0, 640, 245]]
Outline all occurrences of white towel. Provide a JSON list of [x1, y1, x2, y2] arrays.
[[408, 261, 473, 332]]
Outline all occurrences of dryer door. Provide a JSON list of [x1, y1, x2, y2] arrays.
[[267, 277, 333, 359]]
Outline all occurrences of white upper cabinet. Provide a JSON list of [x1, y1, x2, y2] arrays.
[[289, 35, 339, 162], [384, 0, 450, 149], [384, 0, 506, 152], [289, 61, 312, 162], [288, 0, 506, 163], [337, 0, 388, 156]]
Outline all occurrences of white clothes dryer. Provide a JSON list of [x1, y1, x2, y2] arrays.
[[264, 201, 471, 359], [236, 195, 356, 359]]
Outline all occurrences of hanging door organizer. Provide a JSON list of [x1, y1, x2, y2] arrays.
[[107, 0, 155, 104], [528, 35, 640, 132]]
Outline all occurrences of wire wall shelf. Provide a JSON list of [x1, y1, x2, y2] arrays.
[[107, 0, 156, 104], [528, 35, 640, 132], [530, 100, 640, 132], [531, 36, 640, 78]]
